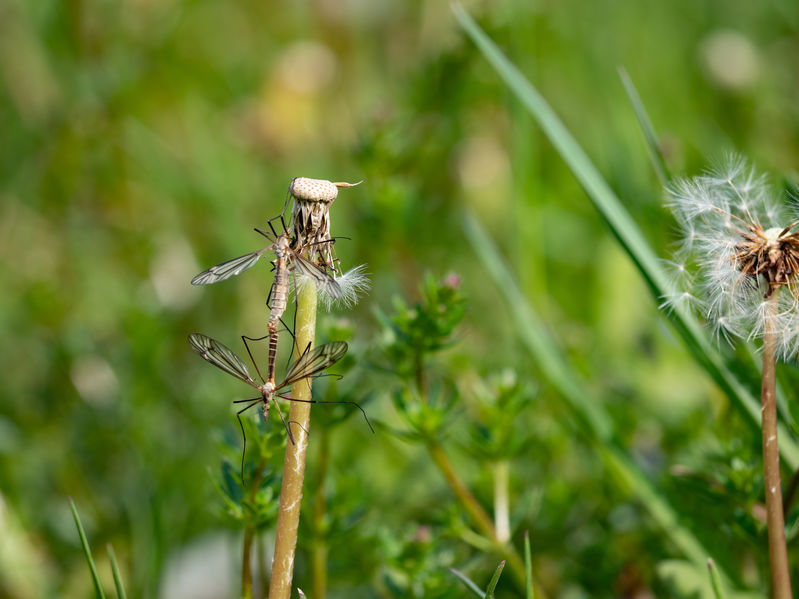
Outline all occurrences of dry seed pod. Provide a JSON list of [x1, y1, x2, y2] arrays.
[[290, 178, 361, 274], [290, 177, 360, 203]]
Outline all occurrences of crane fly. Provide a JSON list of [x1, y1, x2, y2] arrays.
[[190, 228, 341, 298], [191, 214, 344, 384], [188, 333, 372, 480]]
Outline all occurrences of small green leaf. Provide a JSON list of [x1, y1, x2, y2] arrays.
[[618, 67, 669, 184], [524, 531, 535, 599], [69, 498, 106, 599], [484, 561, 505, 599], [106, 544, 127, 599], [707, 559, 727, 599]]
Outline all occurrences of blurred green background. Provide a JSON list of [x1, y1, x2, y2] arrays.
[[2, 0, 799, 597]]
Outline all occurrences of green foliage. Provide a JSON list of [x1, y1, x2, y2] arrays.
[[378, 274, 466, 380], [378, 524, 461, 599], [5, 0, 799, 597], [461, 371, 538, 462], [71, 500, 129, 599], [209, 420, 283, 532], [377, 275, 466, 440]]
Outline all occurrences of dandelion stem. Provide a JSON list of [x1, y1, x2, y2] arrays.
[[761, 290, 792, 599], [269, 279, 318, 599]]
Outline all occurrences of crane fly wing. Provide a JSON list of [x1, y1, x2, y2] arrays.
[[279, 341, 348, 389], [188, 333, 258, 387], [292, 253, 342, 299], [191, 249, 269, 285]]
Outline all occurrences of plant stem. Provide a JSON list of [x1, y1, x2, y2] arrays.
[[414, 350, 544, 596], [427, 440, 496, 536], [426, 440, 545, 598], [257, 534, 269, 597], [312, 426, 331, 599], [242, 528, 255, 599], [242, 458, 267, 599], [761, 291, 792, 599], [269, 279, 318, 599], [494, 460, 511, 544]]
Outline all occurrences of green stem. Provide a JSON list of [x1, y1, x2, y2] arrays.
[[242, 529, 255, 599], [426, 441, 545, 598], [494, 460, 511, 544], [257, 534, 269, 597], [761, 291, 792, 599], [269, 279, 318, 599], [242, 459, 266, 599]]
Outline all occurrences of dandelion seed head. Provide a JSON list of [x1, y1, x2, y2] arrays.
[[665, 158, 799, 360]]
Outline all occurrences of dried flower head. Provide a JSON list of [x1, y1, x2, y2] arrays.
[[664, 156, 799, 359], [288, 177, 368, 308], [290, 177, 361, 273]]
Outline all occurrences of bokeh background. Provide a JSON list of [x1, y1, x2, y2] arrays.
[[2, 0, 799, 597]]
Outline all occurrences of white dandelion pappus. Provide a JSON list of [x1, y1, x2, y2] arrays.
[[665, 157, 799, 360]]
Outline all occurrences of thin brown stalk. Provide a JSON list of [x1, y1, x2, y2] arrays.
[[269, 279, 318, 599], [761, 290, 792, 599]]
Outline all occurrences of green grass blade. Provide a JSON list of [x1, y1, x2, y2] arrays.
[[462, 211, 733, 585], [106, 544, 127, 599], [618, 67, 670, 184], [484, 561, 505, 599], [524, 531, 535, 599], [69, 498, 107, 599], [453, 4, 799, 470], [450, 567, 485, 598], [707, 559, 727, 599], [461, 213, 613, 443]]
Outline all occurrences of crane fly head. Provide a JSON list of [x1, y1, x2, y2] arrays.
[[272, 234, 292, 254]]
